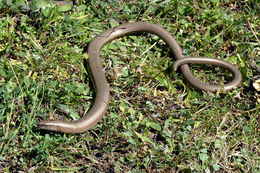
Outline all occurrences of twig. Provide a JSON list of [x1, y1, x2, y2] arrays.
[[139, 42, 157, 68], [9, 61, 24, 105], [241, 106, 260, 114], [193, 104, 211, 116], [248, 21, 260, 43], [4, 98, 15, 138]]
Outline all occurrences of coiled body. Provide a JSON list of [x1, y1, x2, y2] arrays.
[[37, 22, 242, 134]]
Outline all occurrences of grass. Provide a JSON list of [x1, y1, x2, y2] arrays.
[[0, 0, 259, 172]]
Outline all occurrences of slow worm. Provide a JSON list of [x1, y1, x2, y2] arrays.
[[37, 22, 242, 133]]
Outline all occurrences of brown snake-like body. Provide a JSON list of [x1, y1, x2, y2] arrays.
[[38, 22, 242, 133]]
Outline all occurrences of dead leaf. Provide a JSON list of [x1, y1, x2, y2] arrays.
[[253, 79, 260, 91]]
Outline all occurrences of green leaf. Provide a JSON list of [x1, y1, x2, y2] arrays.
[[77, 5, 87, 12], [135, 132, 156, 147], [119, 100, 126, 113], [213, 163, 220, 171], [110, 112, 118, 119], [58, 4, 72, 12], [178, 5, 185, 15], [146, 101, 154, 111], [75, 85, 85, 94], [147, 122, 162, 131], [127, 138, 136, 145], [41, 7, 50, 17], [120, 67, 129, 78], [242, 126, 250, 133], [104, 43, 117, 50], [129, 35, 137, 40], [214, 139, 222, 149], [224, 56, 238, 64], [137, 86, 147, 93], [199, 153, 209, 162], [30, 0, 48, 12], [241, 148, 249, 157], [65, 84, 74, 92], [186, 125, 192, 131], [37, 0, 48, 9], [109, 19, 118, 28]]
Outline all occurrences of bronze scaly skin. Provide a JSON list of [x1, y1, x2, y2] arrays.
[[37, 22, 242, 134]]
